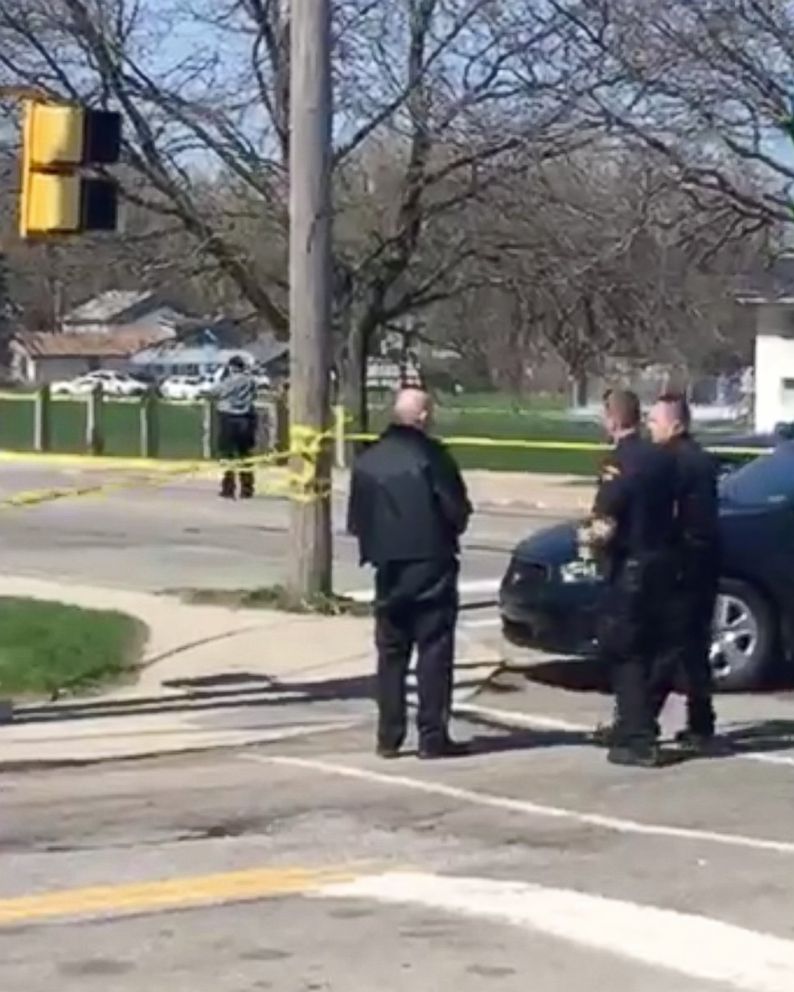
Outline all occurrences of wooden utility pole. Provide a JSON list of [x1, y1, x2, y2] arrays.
[[288, 0, 333, 598]]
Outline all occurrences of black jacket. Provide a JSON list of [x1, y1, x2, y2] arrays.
[[593, 432, 678, 575], [667, 433, 720, 579], [347, 425, 472, 566]]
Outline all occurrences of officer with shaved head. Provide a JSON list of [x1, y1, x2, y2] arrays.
[[647, 393, 721, 753], [347, 387, 472, 760]]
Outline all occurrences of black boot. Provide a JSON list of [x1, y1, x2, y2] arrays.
[[418, 736, 471, 760], [239, 470, 255, 500], [220, 471, 236, 499], [608, 743, 662, 768], [674, 729, 729, 756]]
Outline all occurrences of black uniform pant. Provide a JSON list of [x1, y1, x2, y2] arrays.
[[374, 558, 459, 752], [218, 413, 256, 497], [598, 558, 672, 749], [649, 577, 717, 737]]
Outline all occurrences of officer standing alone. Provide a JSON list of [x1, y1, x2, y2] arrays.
[[215, 356, 257, 500], [347, 388, 472, 760], [647, 393, 720, 752], [584, 389, 678, 767]]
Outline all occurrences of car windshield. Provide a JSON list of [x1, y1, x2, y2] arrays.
[[720, 443, 794, 506]]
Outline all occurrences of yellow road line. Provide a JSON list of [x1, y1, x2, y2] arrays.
[[0, 866, 357, 926]]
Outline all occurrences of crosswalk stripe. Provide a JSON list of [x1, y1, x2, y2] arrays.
[[261, 755, 794, 855], [317, 873, 794, 992]]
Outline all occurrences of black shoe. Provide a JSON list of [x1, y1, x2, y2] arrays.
[[674, 730, 728, 756], [220, 471, 236, 499], [239, 472, 255, 499], [607, 744, 661, 768], [592, 723, 617, 748], [418, 738, 471, 761], [376, 745, 401, 760]]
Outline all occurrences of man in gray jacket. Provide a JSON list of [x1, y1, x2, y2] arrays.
[[215, 356, 257, 499]]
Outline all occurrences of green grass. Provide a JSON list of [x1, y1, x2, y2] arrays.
[[370, 396, 605, 474], [0, 390, 755, 476], [0, 598, 148, 700], [434, 407, 602, 473], [437, 390, 570, 412]]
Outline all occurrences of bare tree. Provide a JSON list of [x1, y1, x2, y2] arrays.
[[0, 0, 605, 427], [543, 0, 794, 232], [422, 143, 762, 391]]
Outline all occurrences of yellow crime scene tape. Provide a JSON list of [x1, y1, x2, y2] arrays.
[[0, 425, 771, 512], [346, 433, 769, 458], [0, 424, 336, 510]]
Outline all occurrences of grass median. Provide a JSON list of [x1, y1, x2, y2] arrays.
[[0, 599, 148, 701]]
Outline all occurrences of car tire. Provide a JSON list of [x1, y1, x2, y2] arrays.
[[711, 579, 776, 692]]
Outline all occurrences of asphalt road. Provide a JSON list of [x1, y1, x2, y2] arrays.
[[5, 459, 794, 990], [3, 669, 794, 992], [0, 462, 536, 596]]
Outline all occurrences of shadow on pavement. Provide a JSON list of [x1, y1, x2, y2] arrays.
[[11, 670, 483, 725], [722, 719, 794, 755], [510, 657, 612, 695], [11, 673, 373, 725], [460, 709, 590, 754], [459, 700, 794, 764], [513, 656, 794, 698]]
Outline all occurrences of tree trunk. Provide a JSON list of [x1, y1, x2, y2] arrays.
[[572, 372, 589, 407], [341, 309, 375, 435]]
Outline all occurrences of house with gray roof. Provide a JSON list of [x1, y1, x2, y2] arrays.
[[62, 291, 188, 335]]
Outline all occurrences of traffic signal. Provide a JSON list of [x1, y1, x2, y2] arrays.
[[19, 101, 122, 239]]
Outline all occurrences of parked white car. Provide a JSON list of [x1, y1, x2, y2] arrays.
[[50, 371, 148, 398], [159, 375, 216, 402]]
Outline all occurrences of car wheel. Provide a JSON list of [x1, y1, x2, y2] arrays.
[[711, 579, 775, 691]]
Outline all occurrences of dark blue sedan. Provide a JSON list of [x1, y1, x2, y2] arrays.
[[500, 443, 794, 690]]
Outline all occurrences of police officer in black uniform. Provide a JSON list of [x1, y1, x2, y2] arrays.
[[585, 389, 678, 767], [647, 393, 720, 752], [215, 356, 257, 500], [347, 388, 472, 760]]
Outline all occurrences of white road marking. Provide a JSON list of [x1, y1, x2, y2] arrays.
[[344, 577, 501, 604], [456, 578, 502, 596], [258, 755, 794, 855], [316, 872, 794, 992], [454, 703, 794, 769], [455, 702, 587, 732], [460, 616, 501, 630], [745, 754, 794, 768]]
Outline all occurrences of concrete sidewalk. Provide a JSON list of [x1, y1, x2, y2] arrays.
[[0, 577, 503, 767]]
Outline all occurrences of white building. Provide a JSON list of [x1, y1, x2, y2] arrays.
[[739, 258, 794, 434]]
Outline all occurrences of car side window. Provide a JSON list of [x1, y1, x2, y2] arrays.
[[721, 446, 794, 507]]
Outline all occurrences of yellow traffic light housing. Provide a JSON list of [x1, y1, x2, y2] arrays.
[[19, 101, 122, 239]]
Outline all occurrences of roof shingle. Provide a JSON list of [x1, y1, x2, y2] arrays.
[[13, 328, 172, 358]]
